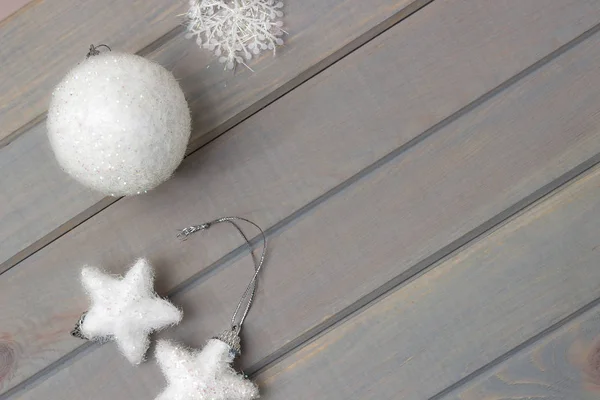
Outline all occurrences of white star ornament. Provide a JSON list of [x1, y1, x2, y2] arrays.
[[155, 338, 259, 400], [78, 258, 182, 364]]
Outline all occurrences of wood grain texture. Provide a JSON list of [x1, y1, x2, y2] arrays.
[[447, 300, 600, 400], [0, 0, 31, 21], [9, 5, 600, 398], [252, 164, 600, 400], [0, 0, 428, 273], [0, 123, 106, 271], [2, 0, 598, 277], [0, 0, 188, 143]]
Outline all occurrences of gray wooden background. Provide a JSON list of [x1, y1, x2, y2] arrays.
[[2, 0, 600, 399]]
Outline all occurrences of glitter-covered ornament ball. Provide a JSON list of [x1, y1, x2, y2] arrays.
[[47, 52, 191, 196]]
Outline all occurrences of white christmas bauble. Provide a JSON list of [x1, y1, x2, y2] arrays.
[[47, 52, 191, 196]]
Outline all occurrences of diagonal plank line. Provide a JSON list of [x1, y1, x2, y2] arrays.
[[247, 151, 600, 377], [4, 150, 600, 400], [185, 0, 436, 152], [0, 1, 437, 397], [3, 7, 600, 400], [0, 0, 433, 150], [0, 25, 186, 150], [428, 289, 600, 399], [0, 197, 119, 275], [0, 0, 435, 275], [136, 25, 186, 58]]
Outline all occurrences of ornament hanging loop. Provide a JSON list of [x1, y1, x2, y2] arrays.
[[86, 44, 111, 58], [177, 216, 267, 334], [177, 222, 212, 239]]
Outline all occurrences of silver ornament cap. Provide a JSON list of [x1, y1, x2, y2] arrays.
[[71, 312, 88, 340], [214, 328, 241, 357]]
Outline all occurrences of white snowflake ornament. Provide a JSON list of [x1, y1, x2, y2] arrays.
[[156, 332, 259, 400], [74, 259, 182, 364], [186, 0, 285, 70]]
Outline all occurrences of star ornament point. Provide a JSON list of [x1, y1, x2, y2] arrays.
[[79, 258, 182, 364], [155, 339, 259, 400]]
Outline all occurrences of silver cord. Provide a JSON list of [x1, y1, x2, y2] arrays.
[[86, 44, 111, 58], [177, 216, 267, 334]]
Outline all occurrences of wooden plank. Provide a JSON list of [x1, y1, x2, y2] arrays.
[[2, 0, 599, 276], [0, 0, 31, 21], [7, 4, 600, 398], [0, 0, 430, 273], [249, 165, 600, 400], [0, 0, 188, 143], [445, 301, 600, 400], [0, 123, 106, 271]]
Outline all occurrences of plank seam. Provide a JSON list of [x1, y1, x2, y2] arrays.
[[247, 151, 600, 377], [5, 152, 600, 400], [3, 7, 600, 400], [0, 0, 433, 150], [428, 289, 600, 399], [2, 12, 599, 400], [0, 25, 186, 150], [0, 197, 119, 274], [0, 0, 435, 274], [185, 0, 435, 152]]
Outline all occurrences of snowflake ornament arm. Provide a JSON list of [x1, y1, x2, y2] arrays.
[[186, 0, 285, 70]]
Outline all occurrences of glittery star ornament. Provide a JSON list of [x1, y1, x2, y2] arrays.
[[155, 334, 259, 400], [79, 259, 182, 364]]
